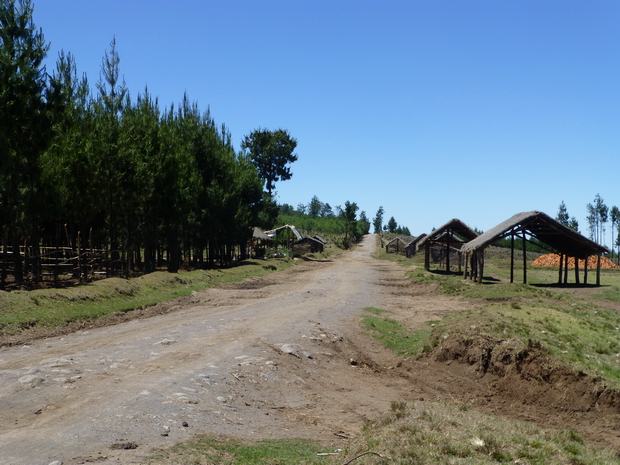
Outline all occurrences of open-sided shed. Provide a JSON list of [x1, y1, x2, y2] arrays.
[[460, 211, 609, 285], [385, 237, 408, 254], [416, 219, 478, 272]]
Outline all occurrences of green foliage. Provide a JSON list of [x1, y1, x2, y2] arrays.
[[0, 0, 55, 282], [0, 1, 273, 285], [241, 127, 298, 197], [373, 206, 384, 234], [277, 196, 369, 249], [387, 216, 397, 233]]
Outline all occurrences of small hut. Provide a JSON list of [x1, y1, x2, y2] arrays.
[[251, 227, 272, 258], [293, 236, 324, 255]]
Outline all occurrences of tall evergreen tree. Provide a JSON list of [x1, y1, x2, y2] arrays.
[[387, 216, 398, 233], [556, 201, 570, 226], [342, 201, 358, 248], [308, 195, 322, 218], [372, 206, 384, 234], [610, 206, 619, 260], [0, 0, 55, 284], [586, 194, 608, 245]]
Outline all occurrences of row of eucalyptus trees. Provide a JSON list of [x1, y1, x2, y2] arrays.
[[1, 1, 267, 286]]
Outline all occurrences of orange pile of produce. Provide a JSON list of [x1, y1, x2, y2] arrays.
[[532, 253, 619, 269]]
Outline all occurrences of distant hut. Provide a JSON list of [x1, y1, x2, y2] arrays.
[[251, 227, 272, 258], [293, 236, 324, 255], [385, 237, 408, 254], [460, 211, 609, 285], [405, 234, 426, 258], [312, 235, 327, 245], [416, 219, 478, 272], [264, 225, 303, 250]]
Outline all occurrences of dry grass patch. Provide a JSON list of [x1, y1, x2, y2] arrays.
[[340, 400, 620, 464]]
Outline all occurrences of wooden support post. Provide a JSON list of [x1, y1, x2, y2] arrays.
[[574, 256, 580, 285], [477, 251, 484, 284], [597, 254, 601, 286], [558, 252, 563, 284], [510, 234, 515, 283], [424, 243, 430, 271], [522, 229, 527, 284], [446, 231, 451, 272], [584, 256, 588, 285], [463, 252, 469, 279]]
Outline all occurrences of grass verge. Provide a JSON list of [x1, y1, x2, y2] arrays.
[[0, 258, 295, 339], [362, 307, 434, 357], [374, 244, 620, 386], [143, 436, 332, 465]]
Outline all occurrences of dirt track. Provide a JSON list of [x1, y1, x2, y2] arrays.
[[0, 235, 461, 464], [2, 234, 620, 464]]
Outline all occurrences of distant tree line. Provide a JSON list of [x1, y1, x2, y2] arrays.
[[555, 195, 620, 262], [277, 196, 370, 248], [371, 206, 411, 236], [0, 1, 296, 287]]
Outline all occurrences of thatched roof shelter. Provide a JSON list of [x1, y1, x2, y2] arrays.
[[461, 211, 609, 285], [252, 227, 271, 241], [416, 219, 478, 272], [385, 237, 408, 254], [405, 234, 426, 258]]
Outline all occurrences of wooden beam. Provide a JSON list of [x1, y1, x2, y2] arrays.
[[558, 252, 563, 284], [584, 256, 588, 284], [597, 254, 601, 286]]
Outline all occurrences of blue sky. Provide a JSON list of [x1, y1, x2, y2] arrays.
[[34, 1, 620, 246]]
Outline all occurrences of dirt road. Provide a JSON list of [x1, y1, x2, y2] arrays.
[[0, 235, 462, 465]]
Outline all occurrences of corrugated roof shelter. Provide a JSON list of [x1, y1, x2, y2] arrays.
[[416, 219, 478, 272], [264, 225, 303, 241], [461, 211, 609, 285]]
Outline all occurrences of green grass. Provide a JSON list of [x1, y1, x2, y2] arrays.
[[144, 436, 331, 464], [362, 307, 435, 357], [0, 258, 296, 338], [373, 243, 620, 385]]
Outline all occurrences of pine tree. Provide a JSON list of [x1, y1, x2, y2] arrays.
[[0, 0, 54, 284]]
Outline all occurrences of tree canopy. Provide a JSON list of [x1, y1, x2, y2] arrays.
[[0, 1, 278, 286], [241, 128, 298, 197]]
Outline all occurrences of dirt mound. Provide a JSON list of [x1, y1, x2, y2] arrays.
[[427, 331, 620, 413], [532, 253, 619, 269]]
